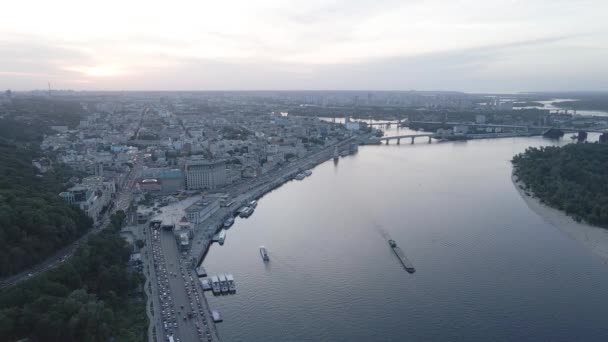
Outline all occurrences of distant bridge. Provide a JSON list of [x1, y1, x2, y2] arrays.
[[373, 134, 435, 144]]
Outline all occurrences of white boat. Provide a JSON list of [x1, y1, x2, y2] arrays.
[[295, 173, 305, 180], [218, 274, 229, 293], [303, 170, 312, 177], [249, 200, 258, 208], [226, 273, 236, 292], [217, 230, 226, 244], [223, 217, 235, 228], [260, 246, 269, 261], [239, 206, 254, 218]]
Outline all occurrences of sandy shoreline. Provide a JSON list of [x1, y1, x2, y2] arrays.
[[512, 174, 608, 264]]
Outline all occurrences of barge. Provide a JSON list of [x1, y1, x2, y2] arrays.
[[388, 239, 415, 273]]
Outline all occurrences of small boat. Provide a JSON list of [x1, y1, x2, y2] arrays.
[[223, 217, 235, 228], [215, 230, 226, 244], [333, 146, 339, 161], [303, 170, 312, 177], [249, 200, 258, 208], [295, 173, 305, 180], [388, 239, 397, 247], [260, 246, 269, 261], [570, 134, 578, 140], [239, 207, 254, 218]]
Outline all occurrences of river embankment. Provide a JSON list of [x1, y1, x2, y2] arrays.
[[512, 174, 608, 264]]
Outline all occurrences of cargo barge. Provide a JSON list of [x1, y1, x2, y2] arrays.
[[388, 239, 415, 273]]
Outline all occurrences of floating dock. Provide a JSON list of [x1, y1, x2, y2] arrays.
[[211, 310, 223, 322], [196, 265, 207, 277], [200, 278, 212, 291], [389, 240, 415, 273]]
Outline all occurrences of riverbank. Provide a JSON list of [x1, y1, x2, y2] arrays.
[[512, 174, 608, 264], [191, 137, 356, 264]]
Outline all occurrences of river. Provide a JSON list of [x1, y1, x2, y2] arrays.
[[203, 127, 608, 341]]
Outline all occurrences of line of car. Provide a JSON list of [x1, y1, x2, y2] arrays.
[[151, 223, 181, 342], [151, 221, 214, 342]]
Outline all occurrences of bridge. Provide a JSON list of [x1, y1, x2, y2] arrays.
[[374, 134, 435, 144]]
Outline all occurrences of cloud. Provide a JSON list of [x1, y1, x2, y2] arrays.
[[1, 0, 608, 90]]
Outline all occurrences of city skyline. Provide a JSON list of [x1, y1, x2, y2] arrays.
[[2, 0, 608, 92]]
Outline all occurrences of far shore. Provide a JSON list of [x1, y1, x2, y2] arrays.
[[512, 174, 608, 264]]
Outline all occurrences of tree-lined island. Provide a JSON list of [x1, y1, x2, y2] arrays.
[[512, 143, 608, 227]]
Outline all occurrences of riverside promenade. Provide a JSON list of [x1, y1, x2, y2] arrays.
[[138, 137, 356, 341], [189, 137, 356, 267]]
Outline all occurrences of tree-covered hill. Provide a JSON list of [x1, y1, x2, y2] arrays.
[[512, 143, 608, 226], [0, 110, 93, 277], [0, 212, 146, 342], [0, 136, 92, 277]]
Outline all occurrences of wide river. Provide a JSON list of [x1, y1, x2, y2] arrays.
[[204, 127, 608, 341]]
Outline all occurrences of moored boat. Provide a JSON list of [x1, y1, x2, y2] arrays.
[[223, 217, 235, 228]]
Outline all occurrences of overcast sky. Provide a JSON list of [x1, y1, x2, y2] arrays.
[[1, 0, 607, 92]]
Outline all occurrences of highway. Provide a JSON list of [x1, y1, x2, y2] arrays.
[[143, 220, 219, 342], [0, 153, 144, 290]]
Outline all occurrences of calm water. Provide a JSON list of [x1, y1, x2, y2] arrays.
[[204, 130, 608, 342]]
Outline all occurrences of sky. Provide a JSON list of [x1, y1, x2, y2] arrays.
[[1, 0, 608, 92]]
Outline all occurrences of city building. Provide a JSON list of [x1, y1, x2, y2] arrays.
[[59, 176, 115, 224], [185, 159, 228, 190], [142, 167, 184, 193], [184, 198, 220, 224]]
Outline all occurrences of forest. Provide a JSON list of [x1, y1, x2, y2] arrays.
[[0, 98, 92, 277], [0, 211, 147, 341], [0, 122, 91, 277], [512, 143, 608, 226]]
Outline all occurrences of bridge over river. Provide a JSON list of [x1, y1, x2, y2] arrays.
[[373, 134, 435, 144]]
